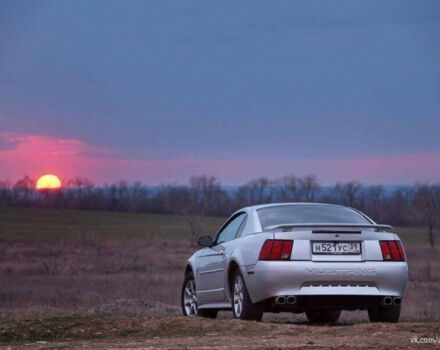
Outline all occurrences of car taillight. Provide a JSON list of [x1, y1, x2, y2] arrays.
[[259, 240, 293, 260], [396, 241, 406, 260], [380, 240, 406, 261]]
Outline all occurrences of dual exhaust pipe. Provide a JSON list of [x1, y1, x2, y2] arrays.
[[275, 295, 297, 305], [276, 295, 400, 306], [383, 296, 401, 306]]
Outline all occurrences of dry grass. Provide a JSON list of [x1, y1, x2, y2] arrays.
[[0, 239, 192, 320], [1, 208, 438, 347], [0, 207, 438, 329], [0, 239, 439, 324]]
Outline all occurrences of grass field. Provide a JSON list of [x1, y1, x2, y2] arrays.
[[0, 207, 225, 241], [0, 207, 439, 347], [0, 207, 429, 244]]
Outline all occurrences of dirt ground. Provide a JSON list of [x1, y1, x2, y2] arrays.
[[1, 316, 439, 349]]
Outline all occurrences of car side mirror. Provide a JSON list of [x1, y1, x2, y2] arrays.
[[198, 235, 214, 247]]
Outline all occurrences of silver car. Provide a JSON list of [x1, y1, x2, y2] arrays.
[[181, 203, 408, 323]]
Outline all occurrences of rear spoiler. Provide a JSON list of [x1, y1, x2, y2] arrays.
[[265, 223, 395, 232]]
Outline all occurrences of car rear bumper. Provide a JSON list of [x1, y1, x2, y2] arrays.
[[244, 261, 408, 303]]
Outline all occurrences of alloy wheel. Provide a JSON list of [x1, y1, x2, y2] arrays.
[[183, 279, 198, 316], [233, 275, 244, 317]]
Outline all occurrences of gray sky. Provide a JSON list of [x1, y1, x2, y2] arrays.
[[1, 0, 439, 185]]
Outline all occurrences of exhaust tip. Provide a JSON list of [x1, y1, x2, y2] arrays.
[[383, 297, 393, 305], [286, 296, 297, 305], [275, 296, 286, 304], [393, 297, 402, 305]]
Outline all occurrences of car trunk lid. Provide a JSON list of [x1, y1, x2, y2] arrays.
[[272, 225, 397, 262]]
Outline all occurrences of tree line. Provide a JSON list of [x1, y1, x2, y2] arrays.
[[0, 174, 439, 246]]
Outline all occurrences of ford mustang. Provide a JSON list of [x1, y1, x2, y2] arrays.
[[181, 203, 408, 323]]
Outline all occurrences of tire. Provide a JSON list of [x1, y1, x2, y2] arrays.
[[181, 273, 218, 319], [305, 309, 341, 324], [368, 304, 401, 323], [231, 269, 263, 321]]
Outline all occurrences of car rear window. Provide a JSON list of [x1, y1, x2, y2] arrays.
[[257, 204, 371, 229]]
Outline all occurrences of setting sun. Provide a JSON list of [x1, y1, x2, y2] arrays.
[[36, 174, 62, 190]]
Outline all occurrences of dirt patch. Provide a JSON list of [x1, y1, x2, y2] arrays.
[[0, 316, 438, 349]]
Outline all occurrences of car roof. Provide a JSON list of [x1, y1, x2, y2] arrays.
[[242, 202, 346, 211]]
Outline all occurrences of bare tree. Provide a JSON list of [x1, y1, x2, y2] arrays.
[[184, 175, 228, 241], [152, 176, 222, 218], [67, 177, 96, 209], [0, 173, 438, 235], [382, 187, 413, 226], [275, 174, 320, 202], [298, 175, 320, 202], [363, 185, 384, 222], [130, 181, 149, 212], [236, 177, 275, 206], [67, 177, 95, 191], [0, 180, 12, 206], [13, 176, 36, 206], [115, 181, 130, 211], [333, 181, 363, 207], [189, 175, 226, 216], [276, 175, 300, 201], [413, 183, 440, 247]]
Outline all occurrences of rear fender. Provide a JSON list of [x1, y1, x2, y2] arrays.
[[226, 232, 274, 302]]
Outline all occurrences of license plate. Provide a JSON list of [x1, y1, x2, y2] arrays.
[[312, 241, 361, 255]]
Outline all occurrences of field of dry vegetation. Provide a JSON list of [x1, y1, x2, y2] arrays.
[[0, 207, 439, 347]]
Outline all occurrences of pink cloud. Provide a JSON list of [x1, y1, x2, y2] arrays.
[[0, 133, 439, 185], [0, 133, 115, 183]]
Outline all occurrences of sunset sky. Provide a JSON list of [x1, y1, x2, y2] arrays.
[[1, 0, 439, 185]]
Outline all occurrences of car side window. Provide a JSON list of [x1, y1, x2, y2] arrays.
[[216, 213, 246, 244], [235, 215, 248, 238]]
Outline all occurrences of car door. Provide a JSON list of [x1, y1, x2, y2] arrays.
[[196, 213, 247, 304]]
